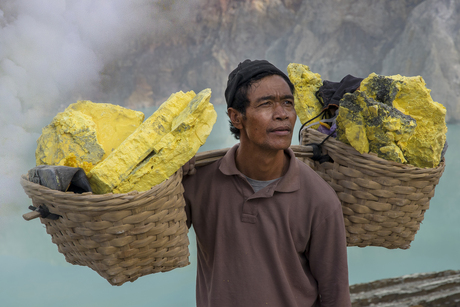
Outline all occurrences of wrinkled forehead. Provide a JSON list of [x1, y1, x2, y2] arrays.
[[247, 75, 293, 100]]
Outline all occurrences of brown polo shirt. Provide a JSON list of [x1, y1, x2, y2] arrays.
[[183, 144, 351, 306]]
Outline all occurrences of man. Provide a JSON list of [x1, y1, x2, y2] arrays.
[[182, 59, 351, 306]]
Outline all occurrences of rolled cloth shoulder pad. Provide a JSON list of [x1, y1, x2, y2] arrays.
[[225, 59, 289, 108], [317, 74, 363, 111], [28, 165, 92, 193]]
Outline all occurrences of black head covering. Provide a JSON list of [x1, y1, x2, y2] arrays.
[[224, 59, 289, 108]]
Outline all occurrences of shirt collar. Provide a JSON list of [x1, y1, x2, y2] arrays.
[[219, 143, 300, 193]]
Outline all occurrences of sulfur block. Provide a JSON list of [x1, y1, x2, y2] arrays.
[[287, 63, 323, 125], [88, 90, 199, 194], [336, 95, 369, 154], [360, 73, 447, 168], [114, 97, 217, 193], [35, 109, 105, 169], [67, 100, 144, 160], [336, 91, 417, 164], [57, 153, 95, 174], [35, 101, 144, 173]]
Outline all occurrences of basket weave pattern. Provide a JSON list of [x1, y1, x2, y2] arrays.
[[302, 128, 445, 249], [20, 169, 189, 286]]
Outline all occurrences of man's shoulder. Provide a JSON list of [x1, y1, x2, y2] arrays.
[[183, 158, 223, 187]]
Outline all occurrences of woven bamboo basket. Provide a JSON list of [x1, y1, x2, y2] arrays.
[[302, 128, 445, 249], [20, 169, 190, 286]]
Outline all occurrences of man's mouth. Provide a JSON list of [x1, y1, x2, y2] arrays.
[[269, 126, 292, 135]]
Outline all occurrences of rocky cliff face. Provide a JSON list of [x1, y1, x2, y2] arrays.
[[99, 0, 460, 122], [381, 0, 460, 122], [350, 270, 460, 306]]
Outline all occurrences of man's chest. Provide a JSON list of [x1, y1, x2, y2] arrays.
[[191, 179, 312, 255]]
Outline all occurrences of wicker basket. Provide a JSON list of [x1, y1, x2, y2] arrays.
[[20, 169, 190, 286], [302, 128, 445, 249]]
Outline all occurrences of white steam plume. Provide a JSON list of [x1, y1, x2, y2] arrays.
[[0, 0, 159, 215], [0, 0, 200, 263]]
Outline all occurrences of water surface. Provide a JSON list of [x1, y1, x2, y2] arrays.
[[1, 104, 458, 306]]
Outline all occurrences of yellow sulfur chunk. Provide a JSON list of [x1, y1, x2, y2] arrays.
[[336, 91, 417, 164], [35, 102, 144, 174], [153, 89, 211, 153], [36, 109, 105, 167], [336, 99, 369, 154], [88, 90, 198, 194], [57, 153, 95, 173], [67, 100, 145, 160], [287, 63, 323, 126], [360, 73, 447, 168], [114, 99, 217, 193]]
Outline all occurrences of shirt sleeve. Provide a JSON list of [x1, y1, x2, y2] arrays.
[[307, 205, 351, 306]]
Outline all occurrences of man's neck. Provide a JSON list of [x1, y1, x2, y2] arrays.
[[235, 143, 289, 181]]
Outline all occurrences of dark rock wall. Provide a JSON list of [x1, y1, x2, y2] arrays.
[[350, 270, 460, 306], [98, 0, 460, 122], [381, 0, 460, 122]]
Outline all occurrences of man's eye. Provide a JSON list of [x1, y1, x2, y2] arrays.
[[285, 100, 294, 105]]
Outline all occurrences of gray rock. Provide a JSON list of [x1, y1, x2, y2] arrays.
[[350, 270, 460, 306], [98, 0, 460, 123], [381, 0, 460, 122]]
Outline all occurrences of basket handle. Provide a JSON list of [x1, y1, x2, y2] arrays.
[[23, 211, 41, 221], [193, 145, 319, 169], [22, 205, 61, 221]]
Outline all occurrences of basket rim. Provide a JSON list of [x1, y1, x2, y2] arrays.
[[20, 168, 183, 211], [302, 128, 446, 174]]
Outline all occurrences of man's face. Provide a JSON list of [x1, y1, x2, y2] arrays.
[[237, 74, 296, 152]]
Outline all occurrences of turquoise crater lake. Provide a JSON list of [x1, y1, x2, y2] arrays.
[[1, 104, 458, 307]]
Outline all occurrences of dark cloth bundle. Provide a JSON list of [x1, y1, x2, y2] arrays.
[[317, 74, 363, 111], [28, 165, 92, 193]]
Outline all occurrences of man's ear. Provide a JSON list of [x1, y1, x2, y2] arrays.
[[227, 107, 243, 129]]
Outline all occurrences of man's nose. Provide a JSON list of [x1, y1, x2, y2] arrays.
[[273, 102, 289, 120]]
